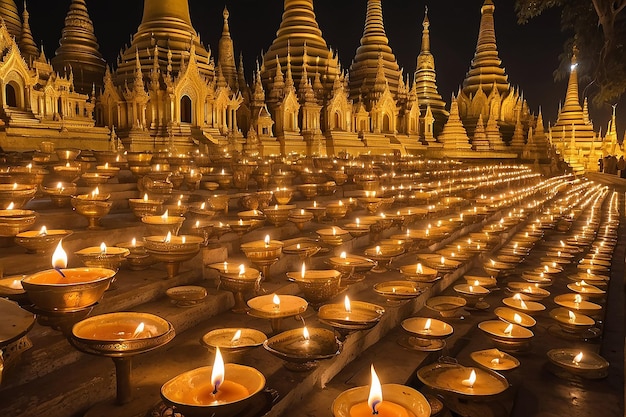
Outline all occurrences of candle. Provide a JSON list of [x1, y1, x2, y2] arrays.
[[301, 263, 306, 279], [99, 242, 107, 255], [572, 352, 583, 365], [53, 240, 67, 277], [38, 226, 48, 236], [349, 365, 411, 417], [184, 347, 250, 405], [231, 330, 242, 344], [273, 294, 281, 310], [265, 235, 270, 248]]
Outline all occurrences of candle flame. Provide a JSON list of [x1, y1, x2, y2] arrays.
[[92, 187, 99, 198], [574, 294, 583, 303], [161, 210, 169, 220], [504, 323, 513, 336], [52, 241, 68, 269], [340, 252, 347, 259], [344, 295, 352, 313], [441, 256, 445, 265], [38, 226, 48, 236], [367, 365, 383, 414], [211, 347, 225, 394], [100, 242, 107, 254], [568, 310, 576, 321], [514, 313, 522, 324], [239, 264, 245, 276], [273, 294, 280, 308], [231, 330, 242, 343], [223, 262, 228, 273], [165, 231, 172, 243], [303, 326, 310, 341], [417, 263, 423, 274], [375, 246, 381, 255], [131, 237, 137, 247], [6, 202, 15, 210], [463, 369, 477, 388], [301, 263, 306, 279], [132, 322, 145, 338], [424, 318, 432, 331], [265, 235, 270, 247], [573, 352, 583, 364]]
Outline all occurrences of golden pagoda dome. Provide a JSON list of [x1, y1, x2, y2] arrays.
[[51, 0, 105, 94], [0, 0, 21, 40], [115, 0, 213, 86], [349, 0, 401, 101], [217, 6, 237, 89], [262, 0, 338, 93]]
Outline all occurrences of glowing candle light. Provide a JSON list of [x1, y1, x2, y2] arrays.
[[344, 295, 352, 313], [164, 232, 172, 243], [301, 262, 306, 279], [573, 352, 583, 365], [514, 313, 522, 325], [264, 235, 270, 248], [99, 242, 107, 255], [231, 330, 242, 344], [161, 210, 169, 220], [568, 310, 577, 323], [503, 323, 513, 336], [38, 226, 48, 236], [132, 322, 145, 338], [424, 318, 432, 334], [52, 240, 68, 277], [131, 237, 137, 247], [273, 294, 280, 310], [416, 263, 423, 274], [461, 369, 477, 388]]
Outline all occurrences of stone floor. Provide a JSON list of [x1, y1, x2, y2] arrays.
[[0, 169, 623, 417]]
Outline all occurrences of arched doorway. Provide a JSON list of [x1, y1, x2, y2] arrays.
[[333, 112, 340, 130], [382, 114, 390, 132], [5, 83, 17, 107], [180, 95, 192, 123]]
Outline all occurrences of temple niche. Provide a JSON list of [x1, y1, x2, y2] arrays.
[[457, 0, 532, 148]]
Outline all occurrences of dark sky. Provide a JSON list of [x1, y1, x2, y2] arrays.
[[23, 0, 620, 128]]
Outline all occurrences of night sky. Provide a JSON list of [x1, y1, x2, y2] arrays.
[[23, 0, 619, 128]]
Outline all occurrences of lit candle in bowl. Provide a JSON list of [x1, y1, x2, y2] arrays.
[[332, 364, 431, 417], [74, 242, 130, 271], [21, 241, 116, 312], [161, 347, 265, 417], [14, 226, 73, 254], [263, 326, 341, 371]]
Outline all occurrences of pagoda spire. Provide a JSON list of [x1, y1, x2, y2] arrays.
[[439, 94, 471, 151], [218, 6, 237, 89], [0, 0, 21, 39], [349, 0, 400, 101], [461, 0, 509, 97], [19, 1, 39, 63], [51, 0, 105, 94], [262, 0, 335, 90], [413, 6, 448, 137]]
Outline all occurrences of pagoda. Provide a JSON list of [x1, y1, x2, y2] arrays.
[[51, 0, 106, 94], [413, 7, 448, 139], [457, 0, 530, 142]]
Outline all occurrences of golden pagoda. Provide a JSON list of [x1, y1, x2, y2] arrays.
[[0, 0, 21, 40], [457, 0, 530, 141], [413, 7, 448, 139], [217, 7, 237, 91], [549, 46, 596, 173], [348, 0, 401, 101], [438, 94, 472, 152], [51, 0, 106, 95]]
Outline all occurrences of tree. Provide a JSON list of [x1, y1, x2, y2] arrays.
[[515, 0, 626, 108]]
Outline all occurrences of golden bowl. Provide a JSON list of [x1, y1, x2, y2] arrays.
[[425, 296, 466, 318], [333, 384, 430, 417], [22, 267, 116, 312], [0, 184, 37, 209], [14, 229, 73, 254], [161, 364, 266, 417], [0, 209, 38, 237], [141, 215, 185, 236], [286, 269, 342, 306]]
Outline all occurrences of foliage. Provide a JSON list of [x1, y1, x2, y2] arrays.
[[515, 0, 626, 109]]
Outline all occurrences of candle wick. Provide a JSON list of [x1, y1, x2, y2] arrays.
[[54, 267, 66, 278], [212, 382, 220, 395]]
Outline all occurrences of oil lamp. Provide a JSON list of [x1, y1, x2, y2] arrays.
[[14, 226, 73, 254], [333, 364, 430, 417], [71, 187, 112, 230], [247, 294, 307, 333], [240, 235, 283, 281], [400, 317, 453, 351], [286, 263, 342, 308]]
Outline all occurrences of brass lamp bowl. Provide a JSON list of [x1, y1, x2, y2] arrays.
[[144, 235, 203, 278], [128, 197, 164, 218], [425, 296, 466, 318], [141, 215, 185, 236], [74, 246, 130, 270], [41, 182, 77, 207], [400, 317, 453, 351], [417, 362, 509, 400], [282, 240, 322, 259], [262, 204, 296, 226], [201, 328, 267, 356], [218, 268, 262, 313], [80, 172, 110, 187], [273, 188, 293, 205], [373, 280, 425, 303], [547, 348, 609, 379], [55, 148, 81, 162], [333, 384, 430, 417], [126, 151, 153, 166], [264, 327, 342, 371], [286, 269, 342, 307], [494, 307, 536, 328], [325, 202, 348, 221], [52, 163, 82, 182], [318, 300, 385, 328], [161, 364, 266, 417], [554, 294, 602, 317], [14, 229, 73, 254], [70, 312, 175, 357], [0, 209, 38, 237], [21, 267, 116, 312], [479, 320, 534, 351], [240, 240, 284, 263], [317, 227, 352, 247], [206, 194, 230, 214], [0, 184, 37, 209], [400, 263, 439, 283], [71, 195, 113, 229], [549, 307, 595, 333]]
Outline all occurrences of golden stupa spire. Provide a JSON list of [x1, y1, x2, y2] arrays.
[[0, 0, 21, 40], [51, 0, 105, 94], [218, 6, 237, 89], [349, 0, 400, 101], [115, 0, 212, 86], [439, 94, 471, 151], [19, 1, 39, 63], [563, 47, 582, 111], [413, 6, 448, 137], [262, 0, 335, 90], [461, 0, 509, 96]]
